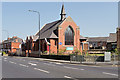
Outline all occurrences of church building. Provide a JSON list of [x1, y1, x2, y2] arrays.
[[35, 4, 80, 54], [22, 4, 88, 56]]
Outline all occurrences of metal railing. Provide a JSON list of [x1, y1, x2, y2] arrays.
[[70, 55, 99, 64]]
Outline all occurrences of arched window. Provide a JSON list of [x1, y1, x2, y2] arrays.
[[65, 26, 74, 45]]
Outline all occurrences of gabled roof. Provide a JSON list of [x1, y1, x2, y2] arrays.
[[35, 20, 64, 39], [3, 36, 23, 43], [107, 33, 117, 43], [87, 37, 108, 42]]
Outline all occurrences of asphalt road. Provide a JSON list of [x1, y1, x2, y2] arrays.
[[1, 56, 118, 79]]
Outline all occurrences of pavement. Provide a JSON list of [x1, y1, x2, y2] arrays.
[[13, 56, 118, 67], [1, 56, 119, 79]]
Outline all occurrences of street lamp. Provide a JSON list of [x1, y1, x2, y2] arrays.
[[28, 10, 41, 57]]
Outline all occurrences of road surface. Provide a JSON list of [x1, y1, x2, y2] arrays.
[[1, 56, 118, 79]]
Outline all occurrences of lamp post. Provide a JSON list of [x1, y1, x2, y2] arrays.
[[28, 10, 41, 57]]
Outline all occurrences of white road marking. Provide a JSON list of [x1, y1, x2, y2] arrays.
[[80, 69, 84, 70], [28, 63, 37, 66], [4, 58, 7, 60], [44, 63, 56, 66], [63, 66, 84, 71], [19, 64, 29, 67], [90, 66, 101, 67], [64, 76, 72, 79], [64, 66, 78, 70], [9, 61, 16, 64], [55, 63, 63, 65], [34, 68, 50, 73], [102, 72, 118, 77]]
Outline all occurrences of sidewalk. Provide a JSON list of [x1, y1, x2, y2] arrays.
[[14, 56, 118, 67]]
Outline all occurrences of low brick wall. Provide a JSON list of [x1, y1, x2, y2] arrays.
[[40, 55, 70, 61]]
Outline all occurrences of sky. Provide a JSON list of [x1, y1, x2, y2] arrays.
[[2, 2, 118, 41]]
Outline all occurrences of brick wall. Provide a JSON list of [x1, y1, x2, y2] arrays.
[[11, 42, 21, 53], [50, 39, 57, 54], [58, 16, 80, 53]]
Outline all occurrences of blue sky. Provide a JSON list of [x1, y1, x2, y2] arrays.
[[2, 2, 118, 40]]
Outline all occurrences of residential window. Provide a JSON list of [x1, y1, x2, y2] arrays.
[[65, 26, 74, 45]]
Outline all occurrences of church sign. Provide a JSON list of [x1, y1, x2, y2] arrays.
[[104, 52, 111, 62], [66, 47, 74, 50]]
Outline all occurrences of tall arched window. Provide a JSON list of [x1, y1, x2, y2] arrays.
[[65, 26, 74, 45]]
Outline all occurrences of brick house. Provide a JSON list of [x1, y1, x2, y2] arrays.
[[107, 33, 117, 51], [117, 27, 120, 52], [2, 36, 23, 55], [86, 33, 117, 54], [86, 37, 109, 54], [80, 35, 88, 54], [23, 4, 81, 55]]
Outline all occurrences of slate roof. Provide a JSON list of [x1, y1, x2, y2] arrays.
[[87, 37, 108, 42], [3, 37, 23, 43], [107, 33, 117, 43], [80, 35, 87, 40], [35, 20, 63, 39]]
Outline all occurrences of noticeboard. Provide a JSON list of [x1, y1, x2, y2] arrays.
[[66, 47, 73, 50], [104, 52, 111, 62]]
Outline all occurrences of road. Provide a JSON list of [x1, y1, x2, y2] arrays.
[[1, 56, 118, 79]]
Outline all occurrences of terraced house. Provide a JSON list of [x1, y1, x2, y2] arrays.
[[2, 36, 23, 55]]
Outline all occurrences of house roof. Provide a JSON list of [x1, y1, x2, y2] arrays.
[[80, 35, 87, 40], [3, 36, 23, 43], [35, 20, 64, 39], [107, 33, 117, 43], [87, 37, 108, 42]]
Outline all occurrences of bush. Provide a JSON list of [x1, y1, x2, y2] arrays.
[[42, 51, 48, 55], [58, 49, 66, 55], [49, 53, 55, 55]]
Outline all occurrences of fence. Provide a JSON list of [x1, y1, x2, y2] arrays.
[[70, 55, 104, 64]]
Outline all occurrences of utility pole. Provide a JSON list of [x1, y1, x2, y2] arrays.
[[29, 10, 41, 57]]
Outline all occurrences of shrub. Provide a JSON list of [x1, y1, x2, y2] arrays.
[[41, 51, 48, 55], [49, 53, 55, 55], [58, 49, 66, 55]]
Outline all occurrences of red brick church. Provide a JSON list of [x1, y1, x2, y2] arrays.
[[22, 4, 87, 56]]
